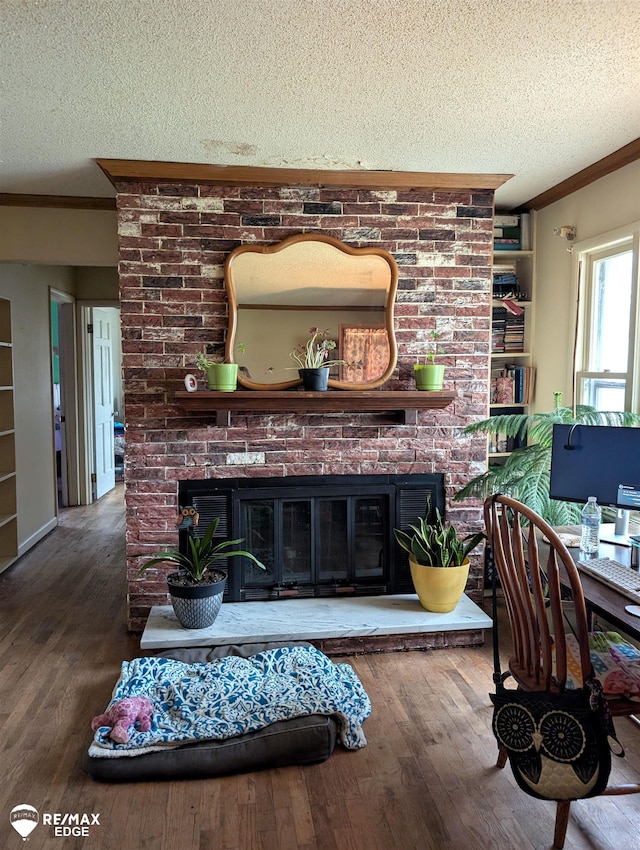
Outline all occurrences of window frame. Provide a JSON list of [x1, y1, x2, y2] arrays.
[[574, 222, 640, 415]]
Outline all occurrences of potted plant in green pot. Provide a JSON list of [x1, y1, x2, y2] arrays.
[[196, 347, 241, 392], [289, 327, 349, 391], [394, 503, 484, 613], [414, 330, 445, 390], [138, 516, 266, 629]]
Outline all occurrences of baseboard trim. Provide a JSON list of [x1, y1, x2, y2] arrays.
[[17, 517, 58, 558]]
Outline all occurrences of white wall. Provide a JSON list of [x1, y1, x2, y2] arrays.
[[0, 265, 74, 551], [533, 160, 640, 413]]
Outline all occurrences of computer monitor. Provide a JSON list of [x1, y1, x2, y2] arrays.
[[549, 424, 640, 544]]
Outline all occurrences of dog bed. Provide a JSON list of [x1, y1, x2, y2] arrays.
[[85, 642, 350, 782]]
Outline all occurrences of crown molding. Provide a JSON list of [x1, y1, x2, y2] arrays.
[[521, 138, 640, 211]]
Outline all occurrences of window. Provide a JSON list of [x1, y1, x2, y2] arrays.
[[576, 223, 640, 413]]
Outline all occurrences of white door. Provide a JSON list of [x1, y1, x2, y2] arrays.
[[92, 308, 116, 499]]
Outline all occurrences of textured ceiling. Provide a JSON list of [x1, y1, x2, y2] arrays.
[[2, 0, 639, 208]]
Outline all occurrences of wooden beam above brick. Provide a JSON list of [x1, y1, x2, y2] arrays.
[[0, 192, 116, 210], [96, 159, 512, 192]]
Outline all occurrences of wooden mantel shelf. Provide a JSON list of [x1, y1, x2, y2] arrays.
[[175, 390, 456, 426]]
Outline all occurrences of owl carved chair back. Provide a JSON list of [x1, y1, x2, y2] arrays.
[[484, 494, 640, 850]]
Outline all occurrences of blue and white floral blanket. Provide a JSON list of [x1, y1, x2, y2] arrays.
[[89, 646, 371, 758]]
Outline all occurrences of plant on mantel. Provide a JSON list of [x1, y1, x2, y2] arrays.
[[288, 327, 350, 391], [414, 330, 446, 391], [288, 327, 349, 369], [195, 343, 245, 392]]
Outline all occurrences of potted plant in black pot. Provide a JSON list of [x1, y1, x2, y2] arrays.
[[394, 501, 484, 613], [289, 327, 349, 391], [138, 516, 266, 629]]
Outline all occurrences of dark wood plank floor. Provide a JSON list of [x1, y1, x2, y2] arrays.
[[2, 484, 640, 850]]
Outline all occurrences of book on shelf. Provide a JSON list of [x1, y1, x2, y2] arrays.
[[504, 311, 525, 352], [493, 212, 531, 251], [488, 430, 528, 454], [502, 298, 524, 316], [523, 365, 536, 403], [520, 212, 532, 250], [492, 304, 526, 354], [492, 374, 515, 405], [493, 226, 521, 239], [491, 305, 506, 353], [490, 365, 536, 405], [494, 238, 521, 250], [494, 214, 519, 228], [492, 261, 520, 298]]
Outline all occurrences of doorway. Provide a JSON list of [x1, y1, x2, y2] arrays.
[[50, 290, 77, 507], [92, 307, 116, 498], [50, 295, 122, 506], [80, 304, 122, 502]]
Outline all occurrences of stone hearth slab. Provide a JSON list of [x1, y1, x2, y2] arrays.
[[140, 594, 492, 650]]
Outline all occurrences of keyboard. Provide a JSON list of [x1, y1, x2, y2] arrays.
[[577, 557, 640, 603]]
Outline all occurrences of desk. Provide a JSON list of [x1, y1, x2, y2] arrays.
[[544, 525, 640, 641]]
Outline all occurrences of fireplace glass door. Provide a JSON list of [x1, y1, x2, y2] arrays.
[[240, 494, 387, 596]]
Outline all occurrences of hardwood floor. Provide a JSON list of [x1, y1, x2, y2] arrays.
[[2, 484, 640, 850]]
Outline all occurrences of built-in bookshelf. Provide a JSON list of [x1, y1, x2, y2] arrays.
[[0, 298, 18, 573], [489, 213, 536, 463]]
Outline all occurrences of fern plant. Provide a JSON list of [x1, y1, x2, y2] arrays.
[[454, 392, 640, 525]]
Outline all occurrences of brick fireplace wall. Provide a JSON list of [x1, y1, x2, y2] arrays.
[[115, 179, 493, 632]]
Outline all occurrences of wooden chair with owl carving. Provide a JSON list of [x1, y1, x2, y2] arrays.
[[484, 494, 640, 850]]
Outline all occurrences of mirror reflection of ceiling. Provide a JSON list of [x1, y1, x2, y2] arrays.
[[232, 241, 391, 308]]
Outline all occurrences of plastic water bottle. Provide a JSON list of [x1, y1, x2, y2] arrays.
[[580, 496, 601, 554]]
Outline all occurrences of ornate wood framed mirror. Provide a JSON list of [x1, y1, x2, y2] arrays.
[[225, 234, 398, 390]]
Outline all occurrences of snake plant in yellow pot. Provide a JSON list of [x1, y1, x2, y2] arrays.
[[394, 505, 484, 613]]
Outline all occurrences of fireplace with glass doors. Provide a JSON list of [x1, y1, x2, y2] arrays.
[[178, 474, 445, 602]]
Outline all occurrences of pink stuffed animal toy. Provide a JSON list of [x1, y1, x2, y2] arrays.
[[92, 696, 154, 743]]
